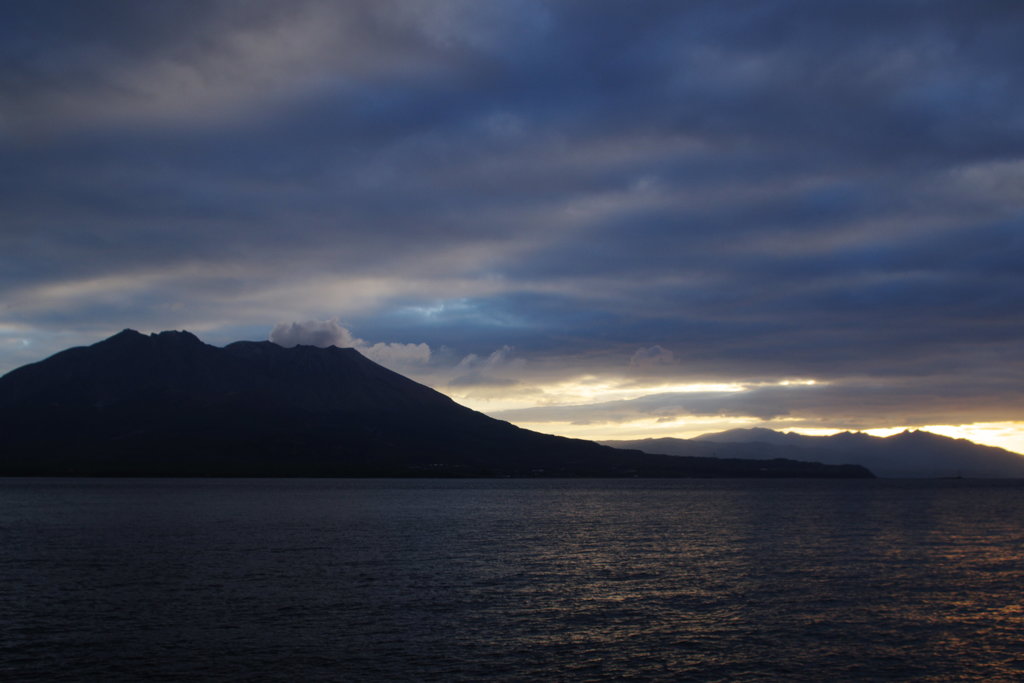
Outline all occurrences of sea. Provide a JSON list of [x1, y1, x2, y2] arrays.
[[1, 478, 1022, 681]]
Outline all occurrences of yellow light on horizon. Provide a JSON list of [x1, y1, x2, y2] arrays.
[[437, 371, 1024, 455], [865, 423, 1024, 455], [502, 418, 1024, 455]]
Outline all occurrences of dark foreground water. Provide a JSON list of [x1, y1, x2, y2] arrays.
[[1, 478, 1023, 681]]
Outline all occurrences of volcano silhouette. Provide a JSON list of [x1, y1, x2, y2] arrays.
[[0, 330, 872, 478]]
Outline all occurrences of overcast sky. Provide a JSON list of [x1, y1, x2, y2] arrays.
[[3, 1, 1023, 451]]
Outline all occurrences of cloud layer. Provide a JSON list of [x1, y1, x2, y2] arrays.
[[2, 1, 1023, 448]]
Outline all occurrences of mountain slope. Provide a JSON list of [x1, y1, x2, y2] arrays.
[[0, 330, 872, 478], [605, 428, 1024, 478]]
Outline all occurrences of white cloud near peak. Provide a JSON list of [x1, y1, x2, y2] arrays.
[[269, 319, 430, 368]]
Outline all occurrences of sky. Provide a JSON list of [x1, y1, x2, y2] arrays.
[[2, 1, 1023, 452]]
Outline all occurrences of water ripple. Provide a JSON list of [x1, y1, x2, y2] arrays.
[[1, 478, 1022, 680]]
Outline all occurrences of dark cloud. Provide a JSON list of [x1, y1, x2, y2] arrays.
[[2, 1, 1023, 443], [630, 346, 676, 369]]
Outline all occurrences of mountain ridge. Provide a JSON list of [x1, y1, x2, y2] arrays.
[[0, 330, 873, 478], [604, 428, 1024, 478]]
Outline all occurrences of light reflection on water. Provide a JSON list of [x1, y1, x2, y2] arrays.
[[1, 478, 1023, 681]]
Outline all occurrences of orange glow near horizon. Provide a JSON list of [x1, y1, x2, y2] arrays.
[[504, 418, 1024, 455], [786, 423, 1024, 455], [443, 373, 1024, 455]]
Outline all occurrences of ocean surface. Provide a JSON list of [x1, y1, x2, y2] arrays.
[[1, 478, 1023, 681]]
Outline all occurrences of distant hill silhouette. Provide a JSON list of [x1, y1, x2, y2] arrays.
[[0, 330, 872, 478], [605, 428, 1024, 478]]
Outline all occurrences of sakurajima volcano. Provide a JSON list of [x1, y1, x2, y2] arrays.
[[0, 329, 873, 478]]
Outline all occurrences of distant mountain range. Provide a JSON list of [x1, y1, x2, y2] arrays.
[[0, 330, 871, 478], [604, 428, 1024, 478]]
